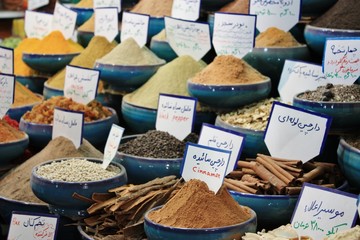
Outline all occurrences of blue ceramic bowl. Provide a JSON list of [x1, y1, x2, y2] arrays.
[[16, 75, 48, 94], [301, 0, 337, 18], [148, 17, 165, 40], [304, 25, 360, 56], [337, 138, 360, 190], [22, 52, 81, 74], [0, 133, 29, 164], [19, 107, 119, 149], [201, 0, 234, 11], [94, 61, 166, 92], [77, 30, 94, 48], [150, 38, 177, 62], [70, 7, 93, 26], [144, 205, 257, 240], [187, 78, 271, 111], [8, 94, 43, 122], [30, 158, 127, 220]]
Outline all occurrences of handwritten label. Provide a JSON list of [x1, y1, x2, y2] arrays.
[[28, 0, 49, 10], [249, 0, 301, 32], [52, 2, 77, 39], [323, 38, 360, 85], [165, 17, 211, 61], [156, 94, 196, 141], [64, 65, 100, 105], [25, 11, 53, 38], [212, 13, 256, 59], [264, 102, 331, 163], [181, 142, 231, 193], [121, 12, 149, 47], [94, 0, 121, 12], [0, 46, 13, 74], [171, 0, 201, 21], [291, 183, 358, 240], [95, 8, 119, 43], [358, 195, 360, 218], [198, 123, 245, 175], [0, 74, 15, 119], [278, 60, 328, 104], [102, 124, 124, 169], [52, 108, 84, 149]]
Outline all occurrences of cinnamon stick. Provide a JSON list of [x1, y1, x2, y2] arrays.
[[256, 155, 295, 185], [268, 155, 303, 167], [225, 178, 259, 194], [224, 181, 252, 194], [237, 160, 254, 169], [250, 162, 287, 194], [296, 166, 326, 184]]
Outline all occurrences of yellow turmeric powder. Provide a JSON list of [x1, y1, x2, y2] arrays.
[[78, 14, 95, 32], [12, 81, 42, 107], [14, 38, 41, 76], [255, 27, 301, 48], [75, 0, 93, 8]]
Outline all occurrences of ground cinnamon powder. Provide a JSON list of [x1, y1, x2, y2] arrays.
[[255, 27, 301, 48], [147, 179, 252, 228], [219, 0, 249, 14], [131, 0, 173, 17]]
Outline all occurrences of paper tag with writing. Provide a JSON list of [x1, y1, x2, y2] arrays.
[[25, 11, 53, 38], [165, 17, 211, 61], [291, 183, 358, 240], [95, 8, 119, 42], [64, 65, 100, 105], [0, 46, 13, 75], [323, 38, 360, 85], [28, 0, 49, 10], [102, 124, 124, 169], [94, 0, 121, 12], [249, 0, 301, 32], [213, 12, 256, 59], [357, 195, 360, 218], [121, 12, 149, 47], [171, 0, 201, 21], [156, 93, 196, 141], [52, 2, 77, 39], [264, 102, 332, 163], [0, 74, 15, 119], [278, 60, 328, 104], [52, 108, 84, 149], [8, 211, 59, 240], [198, 123, 245, 175], [181, 142, 231, 193]]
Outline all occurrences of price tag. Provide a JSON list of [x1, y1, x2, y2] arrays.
[[264, 102, 332, 163], [94, 0, 121, 12], [0, 74, 15, 119], [25, 11, 53, 38], [165, 17, 211, 61], [121, 12, 149, 47], [64, 65, 100, 105], [357, 195, 360, 218], [27, 0, 49, 10], [249, 0, 301, 32], [198, 123, 245, 175], [213, 12, 256, 59], [323, 38, 360, 85], [181, 142, 231, 193], [278, 60, 328, 104], [52, 2, 77, 39], [291, 183, 358, 240], [95, 8, 119, 43], [102, 124, 124, 169], [156, 93, 196, 141], [52, 108, 84, 149], [8, 211, 59, 240], [0, 46, 14, 74], [171, 0, 201, 21]]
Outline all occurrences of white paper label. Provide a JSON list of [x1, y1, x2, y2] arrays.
[[64, 65, 100, 105], [52, 2, 77, 39], [213, 13, 256, 59], [0, 46, 13, 75], [171, 0, 201, 21], [249, 0, 301, 32], [264, 102, 331, 163], [8, 211, 59, 240], [52, 108, 84, 149], [28, 0, 49, 10], [278, 60, 328, 104], [323, 38, 360, 85], [181, 142, 231, 193], [95, 8, 119, 43], [121, 12, 149, 47], [357, 195, 360, 218], [165, 17, 211, 61], [94, 0, 121, 12], [0, 74, 15, 119], [25, 11, 53, 38], [156, 94, 196, 141], [291, 183, 358, 240], [102, 124, 124, 169], [198, 123, 245, 175]]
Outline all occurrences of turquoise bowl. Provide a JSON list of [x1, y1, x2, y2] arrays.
[[22, 52, 80, 74], [77, 30, 94, 48], [301, 0, 337, 18], [150, 38, 177, 62], [187, 78, 271, 111], [201, 0, 234, 11], [144, 205, 257, 240], [16, 75, 48, 94], [31, 157, 127, 220], [69, 7, 93, 26], [0, 133, 29, 164], [7, 94, 43, 122], [148, 17, 165, 40]]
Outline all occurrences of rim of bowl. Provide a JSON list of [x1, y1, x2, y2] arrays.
[[77, 225, 93, 239], [94, 60, 166, 69], [293, 93, 360, 105], [0, 132, 29, 146], [305, 24, 360, 33], [69, 6, 94, 11], [215, 116, 265, 134], [122, 98, 158, 112], [15, 75, 48, 80], [77, 30, 94, 34], [0, 194, 48, 207], [10, 93, 43, 109], [187, 77, 271, 87], [339, 137, 360, 154], [22, 52, 81, 58], [229, 189, 298, 199], [251, 44, 308, 50]]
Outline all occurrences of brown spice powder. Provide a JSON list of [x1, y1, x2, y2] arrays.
[[219, 0, 249, 14], [131, 0, 173, 17], [255, 27, 301, 48], [78, 14, 95, 32]]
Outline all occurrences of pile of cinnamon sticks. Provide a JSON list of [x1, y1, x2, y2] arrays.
[[225, 154, 342, 195]]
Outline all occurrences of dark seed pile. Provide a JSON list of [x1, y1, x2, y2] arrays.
[[344, 136, 360, 150]]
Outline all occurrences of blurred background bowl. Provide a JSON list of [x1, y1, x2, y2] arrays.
[[200, 0, 234, 12], [7, 94, 43, 122], [148, 17, 165, 40], [15, 75, 48, 94], [0, 133, 29, 164], [76, 30, 94, 48], [150, 38, 177, 63], [301, 0, 337, 19], [70, 7, 93, 26]]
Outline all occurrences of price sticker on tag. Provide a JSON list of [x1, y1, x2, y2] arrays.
[[165, 17, 211, 61], [52, 2, 77, 39], [94, 0, 121, 12], [25, 11, 53, 38], [0, 74, 15, 119], [264, 102, 332, 163], [171, 0, 201, 21], [27, 0, 49, 10], [213, 12, 256, 59], [323, 38, 360, 85], [95, 8, 119, 42], [181, 142, 231, 193], [0, 46, 13, 74], [102, 124, 124, 169], [121, 12, 149, 47]]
